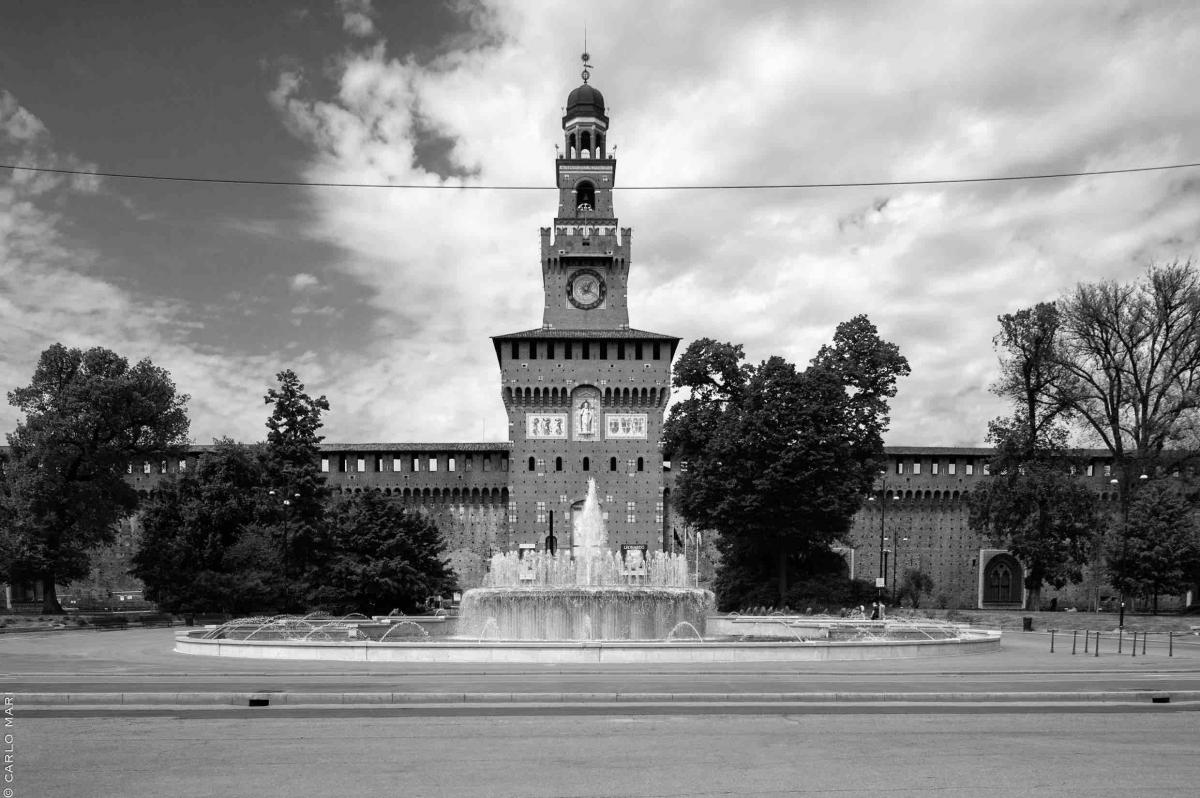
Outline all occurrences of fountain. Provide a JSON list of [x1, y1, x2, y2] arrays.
[[176, 480, 1000, 661], [457, 479, 714, 640]]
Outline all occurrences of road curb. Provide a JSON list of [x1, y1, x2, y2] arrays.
[[15, 689, 1199, 707]]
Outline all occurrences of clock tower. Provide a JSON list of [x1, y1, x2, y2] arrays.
[[493, 55, 679, 554]]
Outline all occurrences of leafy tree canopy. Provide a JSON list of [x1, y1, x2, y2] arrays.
[[306, 491, 457, 615], [1, 344, 189, 612], [664, 316, 909, 607], [1108, 481, 1200, 611], [132, 439, 279, 615]]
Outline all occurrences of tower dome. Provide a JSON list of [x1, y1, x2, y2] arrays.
[[565, 83, 606, 121]]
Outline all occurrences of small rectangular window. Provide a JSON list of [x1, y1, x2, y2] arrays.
[[564, 342, 572, 360], [508, 500, 517, 524], [160, 460, 167, 474], [143, 462, 151, 474], [465, 455, 473, 471], [896, 461, 904, 475], [965, 462, 974, 476], [338, 455, 347, 473], [126, 463, 133, 474], [1086, 463, 1094, 477], [652, 342, 661, 359], [912, 461, 921, 475], [655, 501, 664, 524], [412, 456, 420, 472], [635, 342, 643, 359], [536, 501, 547, 523], [429, 457, 438, 472], [356, 457, 365, 472], [617, 342, 626, 360], [511, 341, 519, 359], [448, 457, 456, 472], [547, 341, 555, 359], [529, 341, 537, 360], [501, 457, 509, 471], [321, 458, 330, 473], [483, 457, 492, 472], [536, 457, 545, 473], [582, 342, 590, 360], [600, 342, 608, 359], [374, 455, 382, 472], [983, 463, 991, 476], [1103, 464, 1112, 477], [179, 458, 188, 471], [626, 501, 636, 523], [931, 461, 939, 475], [948, 462, 956, 475]]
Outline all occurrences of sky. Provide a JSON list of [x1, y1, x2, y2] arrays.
[[2, 0, 1199, 448]]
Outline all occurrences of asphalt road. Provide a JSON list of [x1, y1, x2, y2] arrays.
[[13, 712, 1200, 798]]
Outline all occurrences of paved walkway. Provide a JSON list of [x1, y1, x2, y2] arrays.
[[4, 627, 1199, 710]]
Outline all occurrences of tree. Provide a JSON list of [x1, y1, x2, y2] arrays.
[[664, 316, 909, 608], [970, 305, 1104, 610], [1107, 480, 1200, 613], [262, 369, 330, 610], [305, 491, 456, 615], [132, 440, 279, 615], [1, 344, 189, 612], [899, 568, 935, 609], [1053, 261, 1200, 483], [997, 262, 1200, 605]]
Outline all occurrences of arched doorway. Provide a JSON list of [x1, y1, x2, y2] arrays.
[[982, 553, 1024, 607]]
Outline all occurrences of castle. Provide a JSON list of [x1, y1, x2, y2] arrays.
[[5, 62, 1144, 612]]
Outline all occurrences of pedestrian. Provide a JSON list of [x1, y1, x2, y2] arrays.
[[870, 600, 880, 620]]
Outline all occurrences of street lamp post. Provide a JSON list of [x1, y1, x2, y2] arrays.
[[867, 472, 899, 609], [270, 489, 301, 611], [892, 536, 909, 605], [1110, 472, 1149, 629]]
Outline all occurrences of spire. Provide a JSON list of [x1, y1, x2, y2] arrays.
[[580, 46, 594, 84]]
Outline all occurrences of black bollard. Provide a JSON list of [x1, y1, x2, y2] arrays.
[[1131, 631, 1137, 657], [1169, 631, 1174, 657], [1084, 629, 1090, 654], [1072, 630, 1077, 655], [1118, 629, 1123, 654], [1094, 631, 1100, 657], [1142, 632, 1147, 656], [1050, 629, 1056, 653]]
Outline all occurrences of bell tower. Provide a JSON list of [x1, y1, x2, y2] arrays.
[[540, 52, 631, 331], [493, 54, 678, 555]]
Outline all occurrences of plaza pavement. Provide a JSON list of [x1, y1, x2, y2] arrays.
[[3, 626, 1200, 713]]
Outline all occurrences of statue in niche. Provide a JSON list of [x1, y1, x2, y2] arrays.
[[577, 400, 595, 436], [554, 417, 564, 436]]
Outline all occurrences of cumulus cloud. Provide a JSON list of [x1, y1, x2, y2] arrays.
[[337, 0, 377, 39], [0, 90, 290, 444], [290, 272, 320, 291], [264, 1, 1200, 446], [5, 2, 1199, 450]]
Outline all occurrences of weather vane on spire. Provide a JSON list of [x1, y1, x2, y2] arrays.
[[581, 28, 594, 83]]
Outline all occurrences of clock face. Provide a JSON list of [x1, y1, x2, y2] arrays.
[[567, 268, 606, 310]]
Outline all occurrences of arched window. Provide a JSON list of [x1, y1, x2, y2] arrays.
[[576, 180, 595, 211], [582, 457, 590, 471], [610, 456, 617, 471], [528, 456, 536, 472], [555, 456, 563, 472], [637, 457, 644, 472]]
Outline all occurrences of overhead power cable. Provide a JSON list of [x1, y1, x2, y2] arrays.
[[3, 160, 1199, 190]]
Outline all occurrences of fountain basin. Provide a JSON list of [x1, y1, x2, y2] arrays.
[[458, 585, 713, 641], [174, 627, 1000, 663]]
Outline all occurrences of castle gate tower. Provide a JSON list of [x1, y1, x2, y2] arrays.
[[493, 55, 678, 553]]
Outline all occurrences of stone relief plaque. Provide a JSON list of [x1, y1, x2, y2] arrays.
[[604, 413, 648, 439], [526, 413, 567, 439], [572, 387, 602, 441]]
